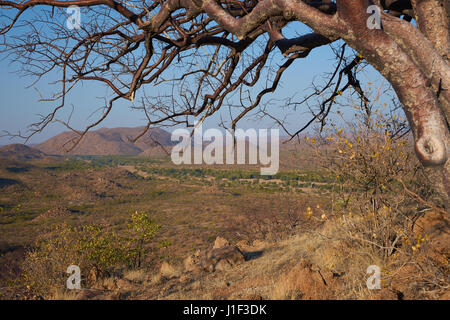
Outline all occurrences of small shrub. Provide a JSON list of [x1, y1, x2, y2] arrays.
[[22, 211, 160, 297], [126, 210, 161, 268]]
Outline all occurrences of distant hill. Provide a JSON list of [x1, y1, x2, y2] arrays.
[[36, 127, 175, 155], [0, 144, 47, 161]]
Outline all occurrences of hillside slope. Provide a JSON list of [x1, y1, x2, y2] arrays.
[[36, 127, 174, 155], [0, 144, 47, 161]]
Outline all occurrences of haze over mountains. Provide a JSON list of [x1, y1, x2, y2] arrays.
[[35, 127, 174, 156]]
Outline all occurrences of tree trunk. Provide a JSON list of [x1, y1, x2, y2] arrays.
[[336, 0, 449, 206]]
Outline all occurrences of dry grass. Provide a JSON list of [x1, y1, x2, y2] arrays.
[[48, 288, 80, 300], [123, 269, 148, 283]]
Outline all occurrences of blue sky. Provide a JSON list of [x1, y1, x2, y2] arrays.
[[0, 9, 394, 146]]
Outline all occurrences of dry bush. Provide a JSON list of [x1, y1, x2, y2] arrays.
[[307, 109, 449, 298], [236, 194, 321, 241], [123, 269, 148, 283]]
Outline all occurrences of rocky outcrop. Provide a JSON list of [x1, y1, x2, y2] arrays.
[[184, 237, 246, 273], [200, 246, 246, 272], [32, 206, 72, 222], [213, 236, 230, 249], [160, 262, 179, 279]]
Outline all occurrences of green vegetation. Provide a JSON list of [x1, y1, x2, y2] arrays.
[[21, 211, 160, 297], [142, 166, 331, 183]]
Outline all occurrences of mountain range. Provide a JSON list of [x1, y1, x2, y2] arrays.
[[35, 127, 174, 156], [1, 126, 296, 157]]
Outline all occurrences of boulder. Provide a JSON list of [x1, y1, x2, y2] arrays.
[[271, 259, 341, 300], [184, 255, 202, 273], [252, 239, 267, 249], [75, 289, 103, 300], [115, 278, 135, 291], [236, 239, 251, 250], [160, 261, 178, 279], [201, 246, 245, 272], [32, 206, 72, 222], [213, 236, 230, 249]]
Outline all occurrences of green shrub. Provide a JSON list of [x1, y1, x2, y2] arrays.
[[22, 211, 160, 297], [126, 211, 161, 268]]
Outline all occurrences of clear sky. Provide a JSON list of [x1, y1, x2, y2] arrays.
[[0, 10, 393, 146]]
